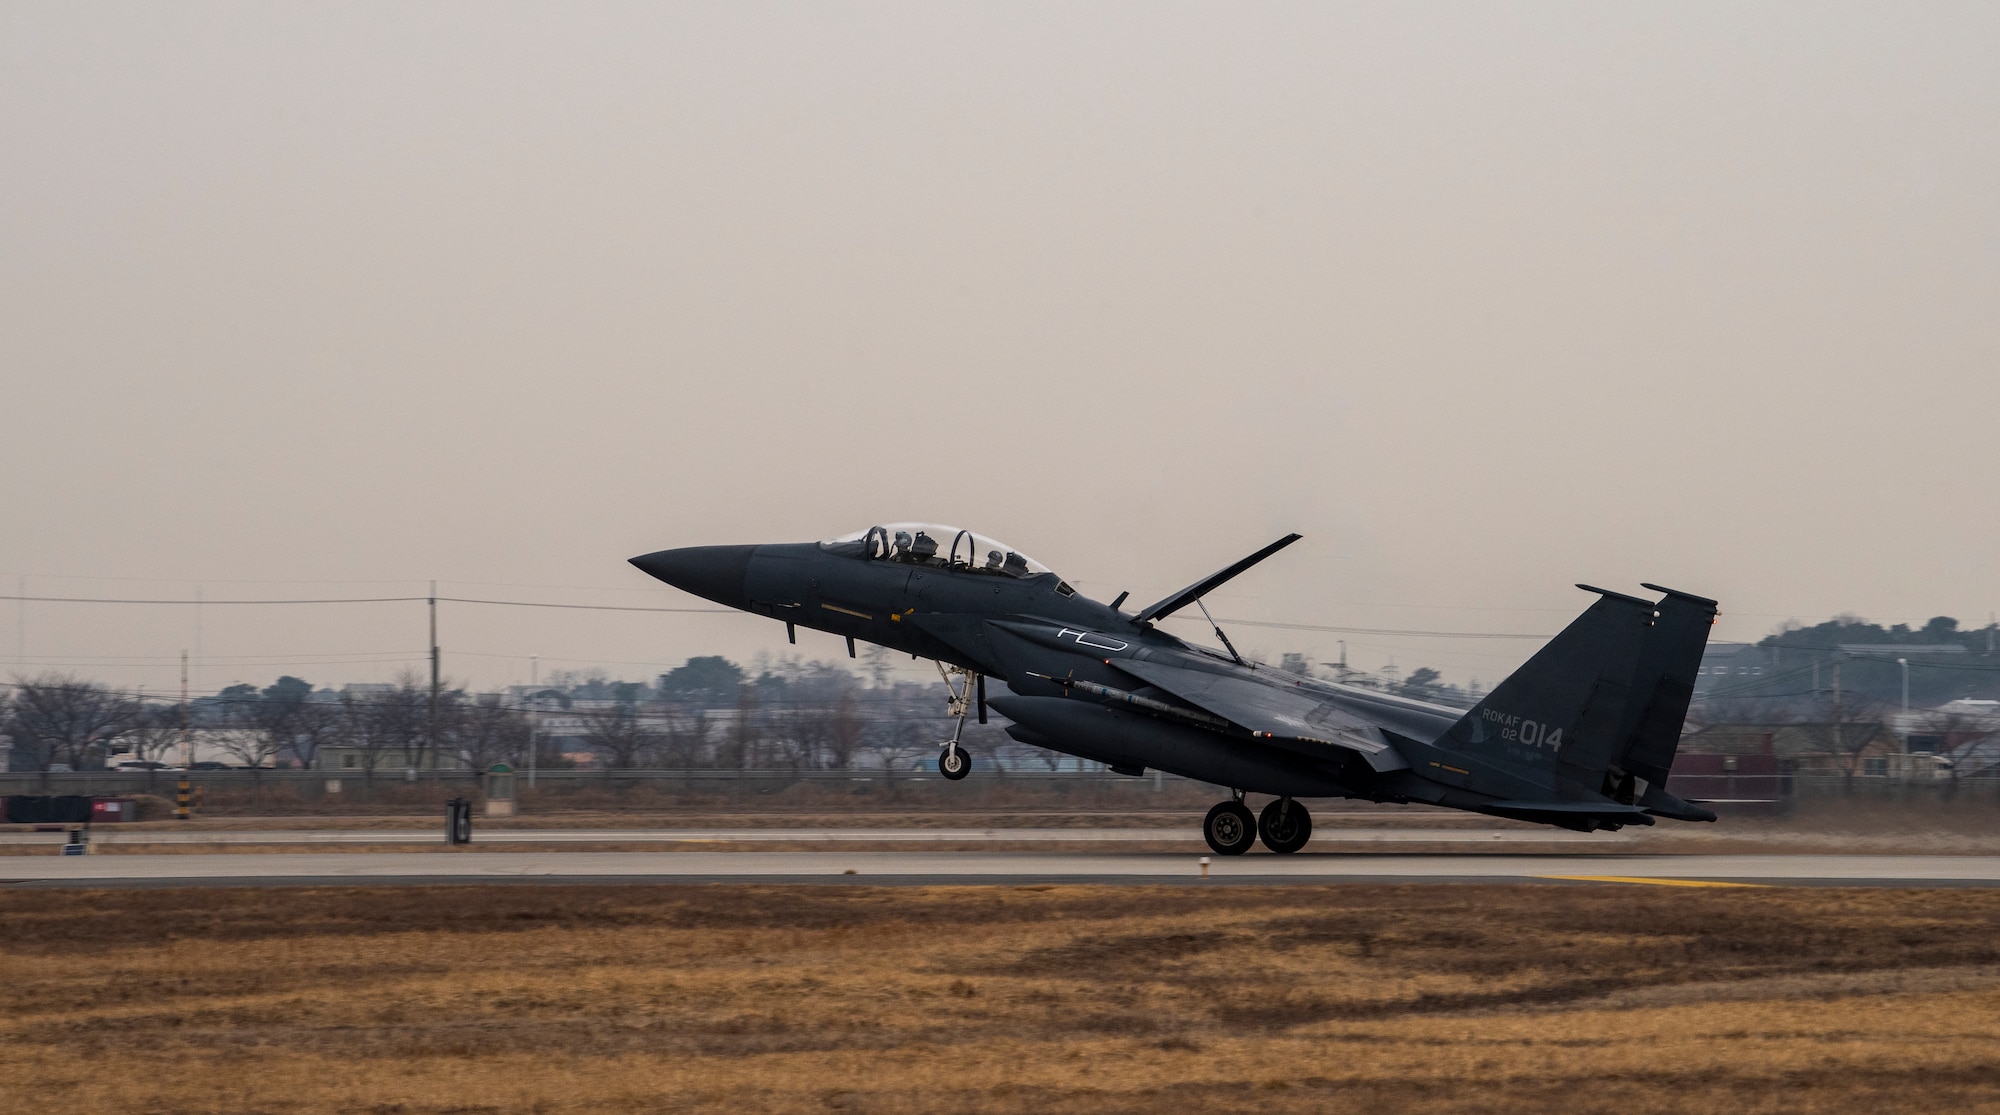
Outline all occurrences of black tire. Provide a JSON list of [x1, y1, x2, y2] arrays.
[[1203, 800, 1257, 856], [1258, 798, 1313, 854], [938, 747, 972, 781]]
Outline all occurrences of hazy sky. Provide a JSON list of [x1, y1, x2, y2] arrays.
[[4, 3, 1996, 694]]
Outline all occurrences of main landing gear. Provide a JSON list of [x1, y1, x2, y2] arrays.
[[935, 663, 978, 782], [1258, 797, 1313, 854], [1202, 799, 1256, 856], [1204, 793, 1314, 855]]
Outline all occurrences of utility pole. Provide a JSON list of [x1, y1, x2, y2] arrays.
[[1899, 657, 1911, 748], [1832, 654, 1844, 775], [428, 581, 440, 772], [527, 654, 538, 789]]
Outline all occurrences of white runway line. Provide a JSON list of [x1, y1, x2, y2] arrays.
[[0, 827, 1615, 847]]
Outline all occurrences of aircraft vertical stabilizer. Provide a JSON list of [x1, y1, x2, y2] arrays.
[[1411, 588, 1656, 817], [1610, 585, 1720, 821]]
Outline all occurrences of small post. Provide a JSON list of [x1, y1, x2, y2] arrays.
[[177, 650, 191, 821], [428, 582, 440, 769], [446, 798, 472, 845], [1199, 856, 1210, 880]]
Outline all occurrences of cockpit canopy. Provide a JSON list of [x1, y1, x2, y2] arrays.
[[820, 523, 1054, 578]]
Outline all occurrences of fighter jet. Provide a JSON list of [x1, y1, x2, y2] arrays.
[[632, 525, 1719, 855]]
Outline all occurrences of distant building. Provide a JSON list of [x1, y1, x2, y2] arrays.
[[1679, 721, 1903, 777], [1694, 643, 1780, 696]]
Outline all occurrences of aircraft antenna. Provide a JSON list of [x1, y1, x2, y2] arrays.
[[1195, 598, 1245, 666]]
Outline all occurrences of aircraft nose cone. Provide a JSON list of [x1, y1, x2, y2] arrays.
[[629, 545, 757, 608]]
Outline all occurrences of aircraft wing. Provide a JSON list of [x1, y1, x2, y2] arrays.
[[1111, 656, 1410, 772]]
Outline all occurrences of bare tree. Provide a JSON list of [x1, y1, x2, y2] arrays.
[[454, 694, 528, 771], [376, 672, 430, 771], [212, 718, 283, 773], [284, 700, 340, 769], [659, 709, 712, 768], [581, 700, 662, 769], [331, 689, 399, 784], [825, 691, 864, 770], [7, 674, 138, 772], [122, 702, 187, 766], [876, 716, 936, 774], [1821, 693, 1893, 787], [769, 704, 833, 770]]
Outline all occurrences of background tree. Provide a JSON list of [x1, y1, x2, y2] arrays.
[[876, 716, 942, 780], [121, 701, 187, 766], [581, 699, 661, 769], [284, 699, 339, 769], [376, 672, 430, 771], [454, 693, 529, 771], [1399, 667, 1444, 698], [658, 656, 744, 709], [6, 674, 138, 771], [659, 708, 712, 768], [824, 691, 864, 770], [331, 688, 398, 784]]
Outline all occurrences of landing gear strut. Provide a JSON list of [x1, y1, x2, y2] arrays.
[[1258, 797, 1313, 854], [936, 663, 978, 782], [1203, 799, 1257, 856]]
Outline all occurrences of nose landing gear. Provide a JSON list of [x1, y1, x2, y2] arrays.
[[938, 745, 972, 780], [935, 663, 979, 782]]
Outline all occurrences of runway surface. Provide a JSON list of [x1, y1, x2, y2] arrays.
[[0, 826, 1612, 847], [6, 850, 2000, 887]]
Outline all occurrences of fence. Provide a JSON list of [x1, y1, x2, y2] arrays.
[[0, 766, 1225, 814], [8, 767, 2000, 817]]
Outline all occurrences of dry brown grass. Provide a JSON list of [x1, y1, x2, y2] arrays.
[[5, 883, 2000, 1113]]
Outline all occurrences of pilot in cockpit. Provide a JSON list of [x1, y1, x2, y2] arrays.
[[892, 530, 913, 560], [983, 549, 1004, 571]]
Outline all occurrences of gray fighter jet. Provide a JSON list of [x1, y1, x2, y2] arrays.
[[632, 525, 1718, 854]]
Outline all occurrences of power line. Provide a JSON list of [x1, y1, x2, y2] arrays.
[[0, 591, 1540, 635], [0, 594, 425, 605]]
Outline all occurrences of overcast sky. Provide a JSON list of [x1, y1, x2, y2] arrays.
[[4, 3, 1996, 694]]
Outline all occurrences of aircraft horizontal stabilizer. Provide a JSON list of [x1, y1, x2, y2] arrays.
[[1481, 800, 1656, 828], [1638, 783, 1718, 822]]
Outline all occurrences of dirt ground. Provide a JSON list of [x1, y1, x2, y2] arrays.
[[5, 883, 2000, 1113]]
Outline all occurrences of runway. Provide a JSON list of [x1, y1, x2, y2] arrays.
[[5, 850, 2000, 887], [0, 826, 1614, 847]]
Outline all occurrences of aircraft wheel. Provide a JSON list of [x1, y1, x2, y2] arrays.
[[1202, 800, 1257, 856], [1258, 798, 1313, 854], [938, 746, 972, 781]]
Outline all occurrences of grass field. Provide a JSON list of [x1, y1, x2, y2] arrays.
[[5, 883, 2000, 1113]]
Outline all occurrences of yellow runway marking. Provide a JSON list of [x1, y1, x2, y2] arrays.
[[1541, 875, 1765, 888]]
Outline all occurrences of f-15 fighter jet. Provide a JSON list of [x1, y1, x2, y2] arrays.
[[632, 525, 1718, 855]]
